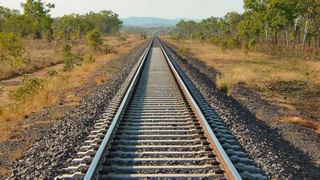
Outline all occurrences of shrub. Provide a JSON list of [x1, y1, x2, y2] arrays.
[[248, 39, 257, 50], [177, 46, 190, 59], [117, 35, 126, 42], [74, 52, 84, 66], [8, 76, 43, 102], [220, 40, 228, 50], [47, 69, 58, 76], [86, 29, 103, 49], [63, 44, 74, 71], [215, 75, 234, 96], [102, 44, 113, 54], [84, 54, 96, 63], [210, 36, 220, 45], [140, 32, 147, 39], [0, 32, 25, 66], [227, 38, 241, 48]]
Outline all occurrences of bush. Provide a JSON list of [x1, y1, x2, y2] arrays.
[[227, 38, 241, 48], [215, 75, 234, 96], [248, 39, 257, 50], [220, 40, 229, 50], [117, 35, 126, 42], [63, 44, 74, 71], [74, 52, 84, 66], [210, 36, 241, 50], [47, 69, 58, 76], [8, 76, 43, 102], [102, 44, 113, 54], [210, 36, 220, 45], [177, 46, 189, 59], [0, 32, 25, 66], [86, 29, 103, 49], [84, 54, 96, 63], [140, 32, 147, 39]]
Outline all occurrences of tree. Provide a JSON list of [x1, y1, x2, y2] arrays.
[[21, 0, 55, 39], [176, 20, 198, 39], [86, 29, 103, 49], [52, 14, 93, 41], [199, 17, 219, 39], [52, 10, 122, 41], [2, 14, 33, 37], [85, 10, 122, 34], [0, 32, 25, 65], [266, 0, 297, 47], [0, 5, 19, 31], [225, 12, 243, 37], [63, 44, 74, 71]]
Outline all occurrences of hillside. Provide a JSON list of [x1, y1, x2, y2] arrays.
[[122, 17, 181, 27]]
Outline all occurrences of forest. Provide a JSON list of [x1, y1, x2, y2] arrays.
[[172, 0, 320, 57]]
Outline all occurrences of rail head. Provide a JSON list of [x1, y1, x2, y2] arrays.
[[84, 39, 153, 180], [159, 39, 242, 180]]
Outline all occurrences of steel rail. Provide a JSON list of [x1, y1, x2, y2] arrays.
[[159, 39, 242, 180], [84, 39, 153, 180], [84, 37, 242, 179]]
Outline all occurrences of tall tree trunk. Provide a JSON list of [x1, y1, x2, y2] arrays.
[[317, 30, 320, 49], [265, 24, 269, 47], [275, 30, 278, 46], [285, 27, 289, 48], [297, 26, 301, 44], [294, 23, 300, 49], [303, 17, 309, 51]]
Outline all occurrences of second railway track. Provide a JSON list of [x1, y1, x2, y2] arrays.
[[60, 38, 266, 180]]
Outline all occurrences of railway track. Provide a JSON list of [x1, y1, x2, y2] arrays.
[[60, 38, 266, 180]]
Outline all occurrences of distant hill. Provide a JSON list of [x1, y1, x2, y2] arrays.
[[121, 17, 182, 27]]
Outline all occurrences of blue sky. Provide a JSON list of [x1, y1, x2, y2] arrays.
[[0, 0, 244, 19]]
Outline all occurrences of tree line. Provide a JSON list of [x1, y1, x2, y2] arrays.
[[0, 0, 122, 65], [0, 0, 122, 40], [172, 0, 320, 54]]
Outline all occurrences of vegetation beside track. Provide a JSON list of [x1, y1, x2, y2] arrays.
[[0, 34, 146, 142], [167, 0, 320, 133], [164, 37, 320, 134], [0, 0, 147, 145], [0, 0, 122, 80], [170, 0, 320, 58]]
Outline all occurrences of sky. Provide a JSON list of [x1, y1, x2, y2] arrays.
[[0, 0, 244, 19]]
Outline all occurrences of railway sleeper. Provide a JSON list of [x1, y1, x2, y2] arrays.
[[99, 165, 224, 175], [103, 157, 219, 166]]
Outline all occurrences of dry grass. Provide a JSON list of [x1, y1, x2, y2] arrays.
[[165, 37, 320, 93], [0, 168, 10, 177], [0, 40, 63, 80], [279, 115, 320, 134], [95, 73, 110, 85], [165, 38, 320, 92], [0, 33, 145, 142], [215, 74, 237, 96], [0, 33, 142, 80], [164, 37, 320, 132]]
